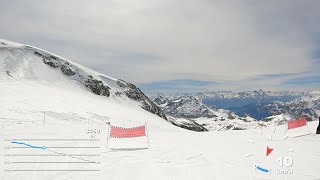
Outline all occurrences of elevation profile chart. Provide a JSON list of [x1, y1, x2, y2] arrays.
[[0, 124, 103, 179]]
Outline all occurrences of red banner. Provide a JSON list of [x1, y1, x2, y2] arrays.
[[288, 118, 307, 130], [110, 125, 146, 138]]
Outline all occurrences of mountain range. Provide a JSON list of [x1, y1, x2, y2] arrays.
[[152, 90, 320, 131], [2, 38, 319, 133]]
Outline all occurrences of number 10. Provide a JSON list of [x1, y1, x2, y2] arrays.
[[277, 156, 293, 167]]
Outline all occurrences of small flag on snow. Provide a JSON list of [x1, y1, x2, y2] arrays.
[[107, 124, 150, 150], [109, 125, 146, 138], [286, 118, 309, 137], [287, 118, 307, 130]]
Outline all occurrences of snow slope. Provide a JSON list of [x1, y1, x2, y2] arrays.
[[1, 80, 319, 180], [0, 39, 166, 120], [0, 39, 319, 180]]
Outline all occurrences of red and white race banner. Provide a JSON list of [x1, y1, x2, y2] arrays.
[[287, 118, 307, 130], [109, 125, 146, 138]]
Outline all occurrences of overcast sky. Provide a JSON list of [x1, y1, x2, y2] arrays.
[[1, 0, 320, 94]]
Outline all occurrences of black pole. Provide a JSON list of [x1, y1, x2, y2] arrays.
[[317, 117, 320, 134]]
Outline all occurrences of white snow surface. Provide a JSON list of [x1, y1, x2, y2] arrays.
[[0, 38, 120, 93], [0, 39, 320, 180]]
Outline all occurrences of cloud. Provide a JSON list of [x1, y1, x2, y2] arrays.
[[283, 74, 320, 86], [250, 72, 308, 81], [139, 79, 218, 95], [1, 0, 320, 91]]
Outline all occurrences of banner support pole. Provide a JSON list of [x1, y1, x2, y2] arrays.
[[107, 123, 110, 149], [145, 122, 150, 149]]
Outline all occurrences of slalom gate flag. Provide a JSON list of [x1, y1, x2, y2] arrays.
[[109, 125, 146, 138], [287, 118, 307, 130]]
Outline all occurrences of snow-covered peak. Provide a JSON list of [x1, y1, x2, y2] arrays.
[[153, 94, 217, 119], [202, 90, 305, 100], [152, 94, 169, 107], [0, 38, 166, 120], [0, 38, 24, 47]]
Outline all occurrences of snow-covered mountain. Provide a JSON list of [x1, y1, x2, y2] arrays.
[[1, 39, 320, 180], [0, 39, 166, 120], [153, 95, 220, 119], [205, 90, 319, 121], [153, 94, 264, 131], [153, 90, 320, 131], [153, 94, 225, 131], [201, 90, 315, 120], [202, 89, 306, 100], [259, 94, 320, 121], [202, 90, 305, 110], [0, 38, 270, 132]]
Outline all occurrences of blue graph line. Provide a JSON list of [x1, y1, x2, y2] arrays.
[[11, 141, 46, 150], [256, 165, 269, 173]]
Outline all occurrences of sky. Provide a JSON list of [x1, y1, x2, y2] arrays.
[[1, 0, 320, 95]]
